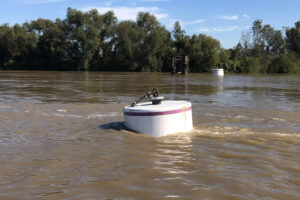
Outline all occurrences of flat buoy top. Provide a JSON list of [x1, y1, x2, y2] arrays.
[[124, 100, 192, 116]]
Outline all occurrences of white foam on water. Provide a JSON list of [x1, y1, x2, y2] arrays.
[[87, 112, 121, 119], [193, 126, 300, 138], [57, 109, 67, 112], [164, 195, 180, 198], [193, 126, 254, 136], [269, 132, 300, 138], [204, 113, 225, 118], [154, 177, 182, 181], [252, 117, 265, 122], [205, 113, 247, 119], [0, 105, 11, 109], [234, 115, 246, 119], [272, 117, 286, 121], [53, 113, 83, 118], [51, 112, 121, 119]]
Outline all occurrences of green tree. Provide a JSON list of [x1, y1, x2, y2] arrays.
[[189, 34, 220, 72], [286, 21, 300, 55], [25, 18, 67, 69], [136, 12, 171, 72], [0, 24, 14, 67], [64, 8, 102, 70], [270, 53, 300, 73], [231, 19, 288, 73], [172, 21, 190, 55], [90, 11, 118, 70], [113, 20, 143, 71]]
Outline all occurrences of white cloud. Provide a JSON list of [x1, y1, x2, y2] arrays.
[[81, 6, 168, 21], [20, 0, 68, 4], [105, 1, 112, 6], [183, 19, 205, 26], [243, 25, 251, 30], [214, 26, 238, 31], [140, 0, 170, 2], [164, 18, 205, 29], [198, 28, 210, 32], [243, 14, 249, 19], [242, 14, 250, 21], [164, 20, 177, 29], [198, 26, 238, 32], [220, 15, 239, 20]]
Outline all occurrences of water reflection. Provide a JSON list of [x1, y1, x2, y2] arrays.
[[216, 76, 224, 90], [153, 134, 193, 175]]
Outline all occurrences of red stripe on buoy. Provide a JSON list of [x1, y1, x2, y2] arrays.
[[124, 106, 192, 116]]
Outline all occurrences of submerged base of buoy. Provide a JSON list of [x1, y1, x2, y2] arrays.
[[123, 100, 193, 137]]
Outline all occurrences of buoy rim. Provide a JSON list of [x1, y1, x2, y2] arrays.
[[124, 104, 192, 116]]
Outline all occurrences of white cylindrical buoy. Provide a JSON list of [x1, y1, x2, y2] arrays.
[[124, 100, 193, 137], [212, 68, 224, 76]]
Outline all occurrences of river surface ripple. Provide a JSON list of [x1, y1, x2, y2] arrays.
[[0, 71, 299, 199]]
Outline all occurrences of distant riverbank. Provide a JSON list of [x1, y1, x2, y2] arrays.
[[0, 8, 299, 73]]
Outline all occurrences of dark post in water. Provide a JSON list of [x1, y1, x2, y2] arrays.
[[172, 56, 189, 75]]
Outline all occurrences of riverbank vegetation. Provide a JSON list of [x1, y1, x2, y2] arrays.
[[0, 8, 299, 73]]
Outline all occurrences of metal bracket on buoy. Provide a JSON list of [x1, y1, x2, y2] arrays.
[[131, 88, 164, 107], [151, 96, 164, 105]]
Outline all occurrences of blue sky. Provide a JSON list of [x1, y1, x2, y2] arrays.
[[0, 0, 299, 48]]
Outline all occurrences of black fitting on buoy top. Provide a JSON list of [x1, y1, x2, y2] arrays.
[[130, 88, 163, 107], [151, 97, 164, 105]]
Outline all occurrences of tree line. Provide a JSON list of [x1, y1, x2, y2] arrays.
[[220, 20, 300, 73], [0, 8, 299, 73]]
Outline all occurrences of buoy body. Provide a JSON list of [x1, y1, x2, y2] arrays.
[[124, 100, 193, 137], [212, 68, 224, 76]]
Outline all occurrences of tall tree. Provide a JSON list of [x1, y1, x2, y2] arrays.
[[172, 21, 189, 55], [286, 21, 300, 55], [136, 12, 170, 72], [64, 8, 101, 70], [0, 24, 14, 67], [25, 18, 67, 69], [188, 34, 220, 72], [114, 20, 143, 71]]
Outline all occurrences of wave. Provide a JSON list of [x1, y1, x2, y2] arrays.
[[192, 126, 300, 138], [51, 112, 121, 119]]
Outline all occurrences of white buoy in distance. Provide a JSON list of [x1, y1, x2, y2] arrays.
[[123, 89, 193, 137], [212, 68, 224, 76]]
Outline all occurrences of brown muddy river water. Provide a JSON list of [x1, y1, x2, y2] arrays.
[[0, 71, 299, 199]]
